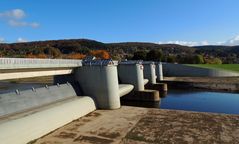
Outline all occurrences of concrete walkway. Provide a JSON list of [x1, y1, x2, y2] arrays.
[[32, 106, 239, 144]]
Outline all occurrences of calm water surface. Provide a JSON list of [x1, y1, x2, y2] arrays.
[[122, 89, 239, 115], [160, 89, 239, 115]]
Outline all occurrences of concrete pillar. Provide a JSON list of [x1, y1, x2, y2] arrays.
[[143, 62, 157, 84], [118, 61, 144, 91], [156, 62, 163, 81], [74, 60, 120, 110]]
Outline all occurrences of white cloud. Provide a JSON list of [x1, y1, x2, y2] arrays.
[[157, 40, 209, 46], [157, 35, 239, 46], [224, 35, 239, 46], [17, 37, 28, 43], [0, 9, 25, 19], [0, 37, 5, 43], [8, 20, 39, 28], [0, 9, 39, 28]]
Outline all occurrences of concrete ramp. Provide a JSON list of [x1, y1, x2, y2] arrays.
[[119, 84, 134, 97], [0, 83, 77, 117]]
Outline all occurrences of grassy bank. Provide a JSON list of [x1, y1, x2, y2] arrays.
[[187, 64, 239, 73]]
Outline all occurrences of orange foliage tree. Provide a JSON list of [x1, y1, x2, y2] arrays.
[[90, 50, 110, 59], [65, 53, 86, 59], [25, 53, 48, 58]]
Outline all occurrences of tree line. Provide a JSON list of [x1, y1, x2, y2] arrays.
[[0, 39, 238, 64]]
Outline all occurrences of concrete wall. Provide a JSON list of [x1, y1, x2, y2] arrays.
[[0, 83, 77, 117], [0, 96, 96, 144], [163, 63, 239, 77]]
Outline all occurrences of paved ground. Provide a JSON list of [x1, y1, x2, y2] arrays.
[[32, 106, 239, 144]]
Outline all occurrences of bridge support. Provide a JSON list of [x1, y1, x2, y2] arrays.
[[156, 62, 163, 81], [74, 60, 121, 109], [143, 62, 168, 96], [118, 61, 160, 102], [118, 62, 144, 91], [143, 62, 157, 84]]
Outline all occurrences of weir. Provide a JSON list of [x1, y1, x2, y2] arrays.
[[0, 58, 167, 144]]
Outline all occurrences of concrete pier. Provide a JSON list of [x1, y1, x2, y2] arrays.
[[118, 61, 160, 102], [143, 61, 168, 95], [143, 61, 157, 84], [74, 60, 121, 110], [156, 62, 163, 81]]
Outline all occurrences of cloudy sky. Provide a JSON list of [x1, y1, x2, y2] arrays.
[[0, 0, 239, 46]]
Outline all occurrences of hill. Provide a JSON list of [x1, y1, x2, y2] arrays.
[[0, 39, 238, 63]]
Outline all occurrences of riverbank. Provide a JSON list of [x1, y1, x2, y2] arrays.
[[163, 77, 239, 92], [32, 106, 239, 144]]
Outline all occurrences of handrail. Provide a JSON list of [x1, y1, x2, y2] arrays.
[[0, 58, 82, 69]]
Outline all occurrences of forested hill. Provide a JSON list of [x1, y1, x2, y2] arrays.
[[0, 39, 238, 64]]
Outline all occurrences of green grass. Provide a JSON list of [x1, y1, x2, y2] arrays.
[[187, 64, 239, 73]]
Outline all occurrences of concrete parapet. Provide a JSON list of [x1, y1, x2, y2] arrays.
[[0, 96, 96, 144], [74, 60, 121, 109], [0, 83, 77, 118], [143, 62, 157, 84]]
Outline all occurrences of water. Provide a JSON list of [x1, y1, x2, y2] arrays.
[[160, 89, 239, 115], [122, 89, 239, 115]]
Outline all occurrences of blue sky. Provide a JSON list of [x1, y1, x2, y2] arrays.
[[1, 0, 239, 45]]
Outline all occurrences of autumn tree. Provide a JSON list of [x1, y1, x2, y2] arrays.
[[65, 53, 86, 59], [90, 50, 110, 59]]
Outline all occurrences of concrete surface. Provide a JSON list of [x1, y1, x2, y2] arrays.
[[33, 106, 239, 144]]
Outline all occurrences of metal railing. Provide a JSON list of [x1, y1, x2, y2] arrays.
[[0, 58, 82, 69]]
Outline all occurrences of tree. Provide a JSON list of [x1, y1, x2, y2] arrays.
[[167, 55, 176, 63], [44, 47, 62, 58], [90, 50, 110, 59], [132, 51, 147, 60], [193, 54, 204, 64], [146, 49, 163, 61], [65, 53, 86, 59]]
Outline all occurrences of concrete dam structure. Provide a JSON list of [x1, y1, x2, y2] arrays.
[[0, 58, 166, 144]]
